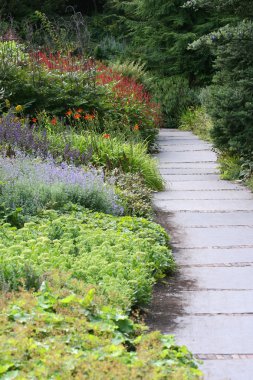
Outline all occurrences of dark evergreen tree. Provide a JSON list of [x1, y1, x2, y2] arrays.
[[108, 0, 217, 84], [0, 0, 70, 21], [187, 0, 253, 156]]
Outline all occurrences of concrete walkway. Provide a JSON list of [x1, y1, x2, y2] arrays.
[[147, 129, 253, 380]]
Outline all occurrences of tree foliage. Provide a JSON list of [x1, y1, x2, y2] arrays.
[[107, 0, 216, 83], [188, 0, 253, 156]]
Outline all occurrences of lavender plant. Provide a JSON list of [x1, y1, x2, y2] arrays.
[[0, 153, 123, 217], [0, 112, 92, 164]]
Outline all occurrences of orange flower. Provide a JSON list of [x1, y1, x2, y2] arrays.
[[65, 110, 72, 116], [74, 113, 81, 120], [31, 117, 37, 123], [76, 108, 83, 113], [51, 118, 57, 125], [133, 124, 139, 131], [84, 114, 95, 121], [103, 133, 110, 139]]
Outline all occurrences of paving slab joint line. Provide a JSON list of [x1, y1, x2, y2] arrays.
[[174, 245, 253, 249], [166, 210, 253, 214], [158, 161, 217, 164], [195, 354, 253, 360], [162, 312, 253, 316], [179, 262, 253, 268], [168, 288, 253, 291], [176, 225, 253, 228]]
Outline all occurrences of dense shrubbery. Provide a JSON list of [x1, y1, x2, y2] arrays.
[[0, 39, 161, 147]]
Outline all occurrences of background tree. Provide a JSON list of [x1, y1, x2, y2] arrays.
[[186, 0, 253, 156]]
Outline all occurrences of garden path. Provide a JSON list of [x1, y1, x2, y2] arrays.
[[147, 129, 253, 380]]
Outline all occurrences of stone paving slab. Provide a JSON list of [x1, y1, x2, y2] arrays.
[[159, 162, 218, 169], [157, 140, 208, 146], [158, 145, 212, 152], [158, 130, 194, 136], [167, 211, 253, 226], [162, 290, 253, 314], [158, 133, 199, 138], [175, 266, 253, 290], [155, 150, 217, 162], [168, 315, 253, 354], [172, 226, 253, 248], [163, 174, 220, 181], [174, 248, 253, 266], [158, 135, 203, 141], [166, 180, 243, 191], [155, 199, 253, 212], [159, 168, 219, 175], [201, 359, 253, 380], [154, 190, 253, 200]]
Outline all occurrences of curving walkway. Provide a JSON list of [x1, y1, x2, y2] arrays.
[[147, 129, 253, 380]]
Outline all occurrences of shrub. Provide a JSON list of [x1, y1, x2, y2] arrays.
[[0, 113, 163, 191], [0, 154, 123, 217], [0, 42, 161, 147], [218, 154, 241, 181], [150, 76, 198, 128], [179, 106, 213, 141], [96, 63, 161, 145], [112, 171, 153, 219]]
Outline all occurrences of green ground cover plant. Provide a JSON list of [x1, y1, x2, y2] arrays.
[[0, 207, 173, 307], [0, 286, 200, 379]]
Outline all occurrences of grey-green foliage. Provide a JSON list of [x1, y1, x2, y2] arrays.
[[0, 154, 123, 217], [184, 0, 253, 18]]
